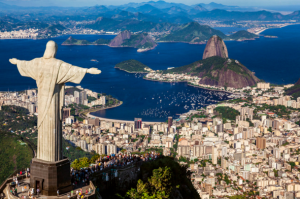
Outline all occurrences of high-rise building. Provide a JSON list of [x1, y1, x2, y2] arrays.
[[100, 96, 106, 106], [177, 146, 191, 157], [212, 146, 217, 164], [74, 91, 80, 104], [274, 148, 281, 159], [27, 89, 37, 96], [193, 142, 203, 158], [96, 127, 101, 135], [134, 118, 142, 130], [256, 137, 266, 149], [168, 117, 173, 133], [79, 91, 87, 105], [221, 158, 227, 169], [28, 103, 36, 114], [204, 183, 212, 196], [94, 143, 106, 155], [221, 146, 227, 157], [63, 108, 71, 120], [216, 123, 223, 133], [78, 140, 87, 151], [107, 144, 117, 155], [65, 117, 73, 125]]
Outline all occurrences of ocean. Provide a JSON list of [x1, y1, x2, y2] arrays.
[[0, 25, 300, 121]]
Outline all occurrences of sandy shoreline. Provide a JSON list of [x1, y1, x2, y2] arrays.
[[144, 77, 234, 94], [87, 113, 162, 124], [252, 23, 300, 35]]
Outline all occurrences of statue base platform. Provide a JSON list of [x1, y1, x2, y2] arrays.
[[30, 158, 73, 196]]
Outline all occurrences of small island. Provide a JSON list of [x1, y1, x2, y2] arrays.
[[229, 30, 259, 41], [115, 59, 154, 73]]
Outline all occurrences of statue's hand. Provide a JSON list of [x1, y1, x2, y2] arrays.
[[9, 58, 18, 65], [87, 68, 101, 75]]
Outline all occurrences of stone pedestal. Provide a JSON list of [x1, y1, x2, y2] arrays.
[[30, 158, 73, 196]]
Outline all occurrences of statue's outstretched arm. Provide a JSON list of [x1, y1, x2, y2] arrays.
[[9, 58, 19, 65]]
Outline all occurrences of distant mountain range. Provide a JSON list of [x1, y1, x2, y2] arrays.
[[1, 0, 300, 25], [1, 0, 300, 40], [157, 22, 258, 43]]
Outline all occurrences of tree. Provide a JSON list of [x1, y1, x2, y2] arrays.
[[90, 154, 100, 164], [126, 167, 173, 199], [71, 159, 81, 170], [79, 157, 90, 168]]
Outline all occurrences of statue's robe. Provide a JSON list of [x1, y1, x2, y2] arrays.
[[17, 58, 87, 162]]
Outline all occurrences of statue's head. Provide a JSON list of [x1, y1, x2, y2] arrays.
[[43, 41, 58, 59]]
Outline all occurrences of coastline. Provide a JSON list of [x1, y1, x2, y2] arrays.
[[62, 43, 109, 46], [157, 41, 206, 45], [81, 101, 164, 124], [252, 23, 300, 35], [87, 112, 162, 125], [79, 101, 123, 118], [115, 67, 149, 74], [62, 42, 158, 52], [143, 77, 234, 94]]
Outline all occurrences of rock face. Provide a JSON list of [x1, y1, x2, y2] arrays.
[[165, 56, 259, 89], [203, 35, 228, 59], [197, 58, 259, 88], [198, 61, 259, 88], [109, 30, 131, 47], [285, 78, 300, 97]]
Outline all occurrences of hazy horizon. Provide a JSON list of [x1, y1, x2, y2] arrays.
[[1, 0, 300, 8]]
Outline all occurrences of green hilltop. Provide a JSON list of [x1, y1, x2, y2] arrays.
[[229, 30, 258, 40], [163, 56, 246, 76], [115, 59, 153, 73]]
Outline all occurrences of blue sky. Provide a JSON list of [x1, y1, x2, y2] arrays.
[[1, 0, 299, 7]]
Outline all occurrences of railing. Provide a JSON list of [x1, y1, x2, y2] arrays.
[[0, 170, 27, 196], [4, 184, 19, 199], [0, 170, 17, 193]]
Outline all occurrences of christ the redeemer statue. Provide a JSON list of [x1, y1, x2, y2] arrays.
[[9, 41, 101, 162]]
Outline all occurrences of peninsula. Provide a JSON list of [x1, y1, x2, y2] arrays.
[[115, 59, 154, 73], [116, 36, 260, 91], [155, 36, 259, 89]]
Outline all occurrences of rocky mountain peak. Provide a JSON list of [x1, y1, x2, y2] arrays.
[[202, 35, 228, 59], [109, 30, 132, 47]]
